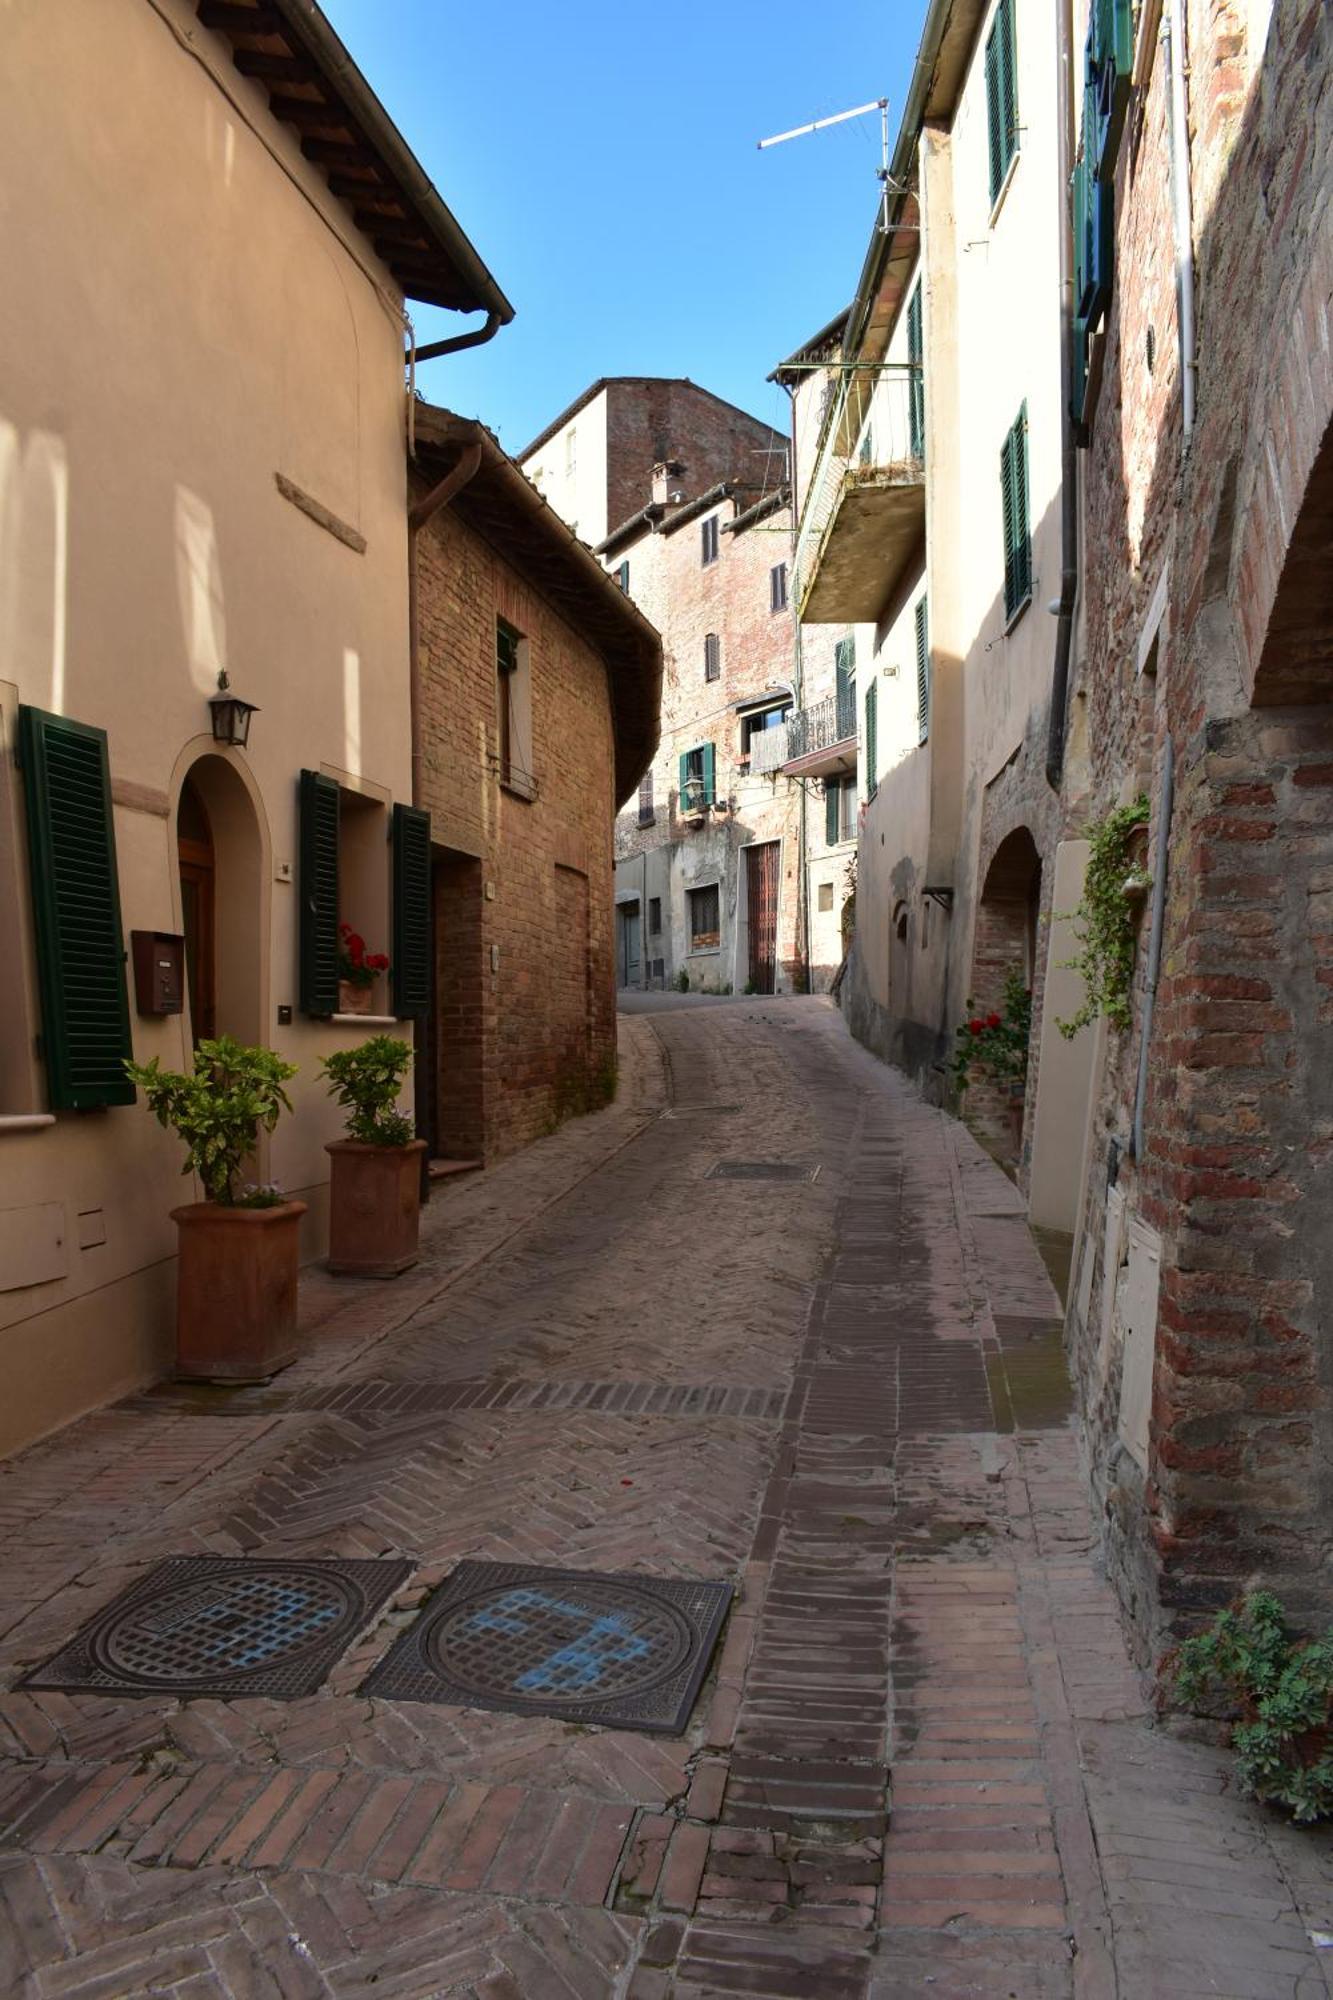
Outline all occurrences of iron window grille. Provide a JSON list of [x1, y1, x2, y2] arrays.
[[688, 883, 721, 948]]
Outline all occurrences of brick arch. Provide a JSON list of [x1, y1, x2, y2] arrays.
[[1250, 414, 1333, 704], [969, 825, 1042, 1013]]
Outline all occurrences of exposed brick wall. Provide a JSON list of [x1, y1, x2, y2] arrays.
[[1064, 0, 1333, 1653], [603, 380, 786, 531], [414, 482, 618, 1164]]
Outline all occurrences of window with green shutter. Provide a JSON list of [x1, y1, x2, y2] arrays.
[[907, 284, 925, 459], [825, 779, 840, 847], [299, 768, 340, 1016], [864, 684, 878, 801], [1000, 405, 1032, 621], [18, 706, 134, 1109], [391, 803, 431, 1017], [984, 0, 1019, 206], [679, 744, 715, 814], [834, 635, 855, 737], [915, 597, 931, 745]]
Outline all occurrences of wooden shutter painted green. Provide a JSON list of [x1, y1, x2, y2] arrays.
[[391, 803, 432, 1018], [701, 742, 716, 807], [985, 0, 1018, 204], [679, 751, 690, 805], [19, 706, 134, 1109], [864, 684, 878, 800], [1001, 406, 1032, 620], [299, 768, 340, 1016], [915, 597, 931, 746], [907, 284, 925, 459], [825, 780, 840, 847]]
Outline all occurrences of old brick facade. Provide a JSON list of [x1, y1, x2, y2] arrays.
[[1064, 0, 1333, 1653], [411, 408, 661, 1165]]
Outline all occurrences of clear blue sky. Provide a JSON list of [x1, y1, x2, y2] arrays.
[[323, 1, 929, 455]]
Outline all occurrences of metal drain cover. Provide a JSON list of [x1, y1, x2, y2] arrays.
[[22, 1557, 411, 1701], [362, 1562, 732, 1735], [706, 1160, 820, 1182]]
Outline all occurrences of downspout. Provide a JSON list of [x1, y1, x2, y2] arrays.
[[1164, 0, 1197, 442], [406, 437, 483, 1183], [415, 310, 505, 364], [1046, 0, 1080, 787], [1132, 731, 1174, 1160]]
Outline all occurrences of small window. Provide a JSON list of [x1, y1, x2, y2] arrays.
[[679, 743, 716, 814], [688, 883, 721, 948], [616, 560, 630, 593], [1000, 405, 1032, 621], [985, 0, 1019, 205], [824, 775, 857, 846], [740, 702, 790, 756], [497, 616, 534, 796], [915, 596, 931, 744], [649, 896, 662, 934], [638, 768, 655, 826], [701, 515, 719, 566], [817, 882, 835, 913], [704, 632, 721, 682], [865, 683, 878, 801], [770, 563, 788, 613]]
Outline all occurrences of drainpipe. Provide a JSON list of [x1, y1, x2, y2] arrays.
[[1046, 0, 1080, 787], [1164, 0, 1197, 442], [1132, 731, 1174, 1161], [414, 310, 505, 364]]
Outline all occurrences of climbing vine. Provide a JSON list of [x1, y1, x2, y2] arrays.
[[1164, 1593, 1333, 1824], [951, 968, 1032, 1091], [1056, 795, 1151, 1039]]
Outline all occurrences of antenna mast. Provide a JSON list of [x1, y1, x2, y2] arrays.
[[757, 97, 892, 232]]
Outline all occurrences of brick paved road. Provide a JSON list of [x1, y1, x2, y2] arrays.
[[1, 999, 1330, 1997]]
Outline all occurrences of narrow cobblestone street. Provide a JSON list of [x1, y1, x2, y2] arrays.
[[2, 999, 1329, 1999]]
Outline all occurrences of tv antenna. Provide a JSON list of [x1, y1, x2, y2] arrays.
[[757, 97, 895, 231]]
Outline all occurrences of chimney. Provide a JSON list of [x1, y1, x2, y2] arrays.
[[651, 459, 683, 505]]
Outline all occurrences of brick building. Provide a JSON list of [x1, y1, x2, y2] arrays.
[[1060, 0, 1333, 1653], [522, 379, 847, 994], [410, 406, 661, 1165]]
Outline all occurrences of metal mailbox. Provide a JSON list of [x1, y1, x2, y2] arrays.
[[131, 931, 185, 1016]]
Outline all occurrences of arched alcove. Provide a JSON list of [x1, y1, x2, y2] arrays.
[[175, 752, 264, 1049]]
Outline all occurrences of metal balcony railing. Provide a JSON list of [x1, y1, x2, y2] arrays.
[[784, 686, 857, 764], [792, 363, 923, 616]]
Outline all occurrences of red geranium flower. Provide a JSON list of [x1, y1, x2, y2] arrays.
[[344, 932, 366, 962], [366, 953, 389, 972], [968, 1019, 984, 1035], [986, 1012, 1002, 1029]]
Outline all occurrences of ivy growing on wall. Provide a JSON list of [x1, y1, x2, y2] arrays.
[[1057, 795, 1151, 1039]]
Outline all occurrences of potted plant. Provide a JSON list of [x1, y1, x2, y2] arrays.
[[126, 1036, 303, 1382], [319, 1036, 426, 1277], [338, 923, 390, 1015]]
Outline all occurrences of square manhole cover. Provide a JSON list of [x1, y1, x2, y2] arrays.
[[362, 1562, 732, 1735], [21, 1557, 411, 1701], [706, 1160, 820, 1182]]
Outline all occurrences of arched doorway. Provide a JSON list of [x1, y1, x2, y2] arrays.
[[965, 827, 1042, 1162], [174, 754, 264, 1050], [177, 775, 215, 1043]]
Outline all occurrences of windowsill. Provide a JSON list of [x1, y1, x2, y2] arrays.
[[0, 1113, 56, 1134], [1003, 590, 1033, 636], [989, 149, 1021, 229], [330, 1013, 401, 1026], [500, 776, 537, 804], [687, 944, 721, 957]]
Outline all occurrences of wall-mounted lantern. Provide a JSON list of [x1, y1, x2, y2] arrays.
[[208, 670, 259, 749]]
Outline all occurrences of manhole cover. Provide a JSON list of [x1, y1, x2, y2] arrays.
[[362, 1562, 732, 1735], [706, 1161, 820, 1182], [22, 1558, 411, 1701]]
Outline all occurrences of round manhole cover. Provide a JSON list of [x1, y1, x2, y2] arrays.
[[89, 1565, 362, 1689], [426, 1577, 696, 1708]]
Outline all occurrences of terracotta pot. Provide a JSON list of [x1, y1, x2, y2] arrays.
[[169, 1199, 307, 1383], [338, 980, 376, 1015], [326, 1138, 427, 1277]]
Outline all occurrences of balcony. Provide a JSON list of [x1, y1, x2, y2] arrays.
[[749, 687, 856, 781], [793, 365, 924, 625]]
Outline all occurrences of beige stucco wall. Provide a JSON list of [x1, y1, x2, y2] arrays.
[[522, 393, 611, 547], [0, 0, 417, 1454]]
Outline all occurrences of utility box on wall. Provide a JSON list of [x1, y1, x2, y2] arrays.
[[131, 931, 185, 1016]]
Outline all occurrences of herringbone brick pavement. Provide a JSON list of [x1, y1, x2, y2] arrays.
[[2, 1001, 1330, 1998]]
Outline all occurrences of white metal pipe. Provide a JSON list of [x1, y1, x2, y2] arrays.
[[1165, 0, 1197, 441]]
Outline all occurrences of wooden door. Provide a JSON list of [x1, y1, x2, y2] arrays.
[[618, 905, 641, 987], [177, 777, 216, 1043], [746, 842, 779, 995]]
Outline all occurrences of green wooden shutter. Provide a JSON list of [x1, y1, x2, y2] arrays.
[[864, 684, 878, 800], [299, 768, 340, 1016], [18, 706, 134, 1109], [825, 780, 840, 847], [986, 0, 1018, 203], [391, 803, 432, 1018], [999, 0, 1017, 180], [678, 751, 690, 806], [985, 18, 1005, 201], [1001, 407, 1032, 619], [915, 597, 931, 746], [907, 284, 925, 459], [702, 743, 716, 807]]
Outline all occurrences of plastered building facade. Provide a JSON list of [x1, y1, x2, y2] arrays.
[[0, 0, 509, 1454]]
